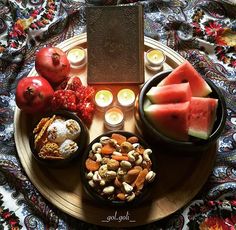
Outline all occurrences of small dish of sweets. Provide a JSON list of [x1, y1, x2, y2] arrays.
[[30, 110, 89, 167], [80, 131, 157, 207]]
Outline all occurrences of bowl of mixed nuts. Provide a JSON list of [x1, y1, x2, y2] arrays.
[[30, 110, 89, 167], [80, 131, 157, 207]]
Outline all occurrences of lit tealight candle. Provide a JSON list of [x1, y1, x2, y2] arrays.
[[67, 46, 86, 69], [104, 107, 124, 130], [117, 89, 136, 109], [145, 49, 166, 71], [95, 90, 113, 110]]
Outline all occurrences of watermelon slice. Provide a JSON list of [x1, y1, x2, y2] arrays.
[[158, 61, 212, 97], [144, 102, 190, 141], [188, 97, 218, 140], [146, 83, 192, 104]]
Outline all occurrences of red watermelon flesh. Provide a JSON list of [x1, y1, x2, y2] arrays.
[[144, 102, 190, 141], [158, 61, 212, 97], [188, 97, 218, 140], [146, 82, 192, 104]]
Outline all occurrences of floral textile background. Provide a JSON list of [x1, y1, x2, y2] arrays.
[[0, 0, 235, 229]]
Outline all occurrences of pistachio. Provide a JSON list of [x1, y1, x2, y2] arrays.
[[100, 136, 110, 145], [122, 182, 133, 194], [117, 167, 127, 180], [88, 180, 95, 187], [109, 139, 118, 146], [93, 171, 102, 182], [117, 167, 127, 176], [120, 141, 133, 153], [98, 164, 108, 177], [132, 143, 141, 149], [126, 192, 135, 202], [120, 160, 132, 170], [100, 179, 106, 186], [103, 186, 115, 195], [145, 171, 156, 183], [86, 171, 93, 180], [105, 170, 117, 181]]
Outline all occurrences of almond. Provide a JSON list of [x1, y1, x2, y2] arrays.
[[124, 168, 140, 184], [114, 177, 122, 187], [117, 193, 126, 201], [127, 136, 139, 144]]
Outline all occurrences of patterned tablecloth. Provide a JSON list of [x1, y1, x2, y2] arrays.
[[0, 0, 236, 229]]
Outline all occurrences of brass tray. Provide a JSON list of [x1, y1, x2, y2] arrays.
[[14, 33, 216, 227]]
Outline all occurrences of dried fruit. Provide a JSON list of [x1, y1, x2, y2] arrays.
[[101, 144, 116, 155], [111, 133, 127, 145], [84, 133, 156, 203], [85, 158, 100, 171], [133, 169, 149, 191]]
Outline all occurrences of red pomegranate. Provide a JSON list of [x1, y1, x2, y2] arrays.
[[35, 47, 71, 84], [15, 76, 54, 114]]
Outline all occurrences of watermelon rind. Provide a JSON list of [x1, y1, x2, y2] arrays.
[[158, 61, 212, 97], [188, 129, 209, 140], [188, 97, 218, 140]]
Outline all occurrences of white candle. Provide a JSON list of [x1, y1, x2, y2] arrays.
[[95, 90, 113, 109], [67, 47, 86, 68], [104, 107, 124, 130], [117, 89, 136, 108], [145, 49, 166, 71], [146, 49, 165, 65]]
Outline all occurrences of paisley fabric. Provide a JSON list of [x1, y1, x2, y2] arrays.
[[0, 0, 235, 229]]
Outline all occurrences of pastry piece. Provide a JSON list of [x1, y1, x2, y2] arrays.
[[38, 142, 63, 159], [65, 119, 81, 140], [33, 117, 50, 134], [59, 139, 78, 158], [47, 119, 68, 143], [34, 115, 56, 151]]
